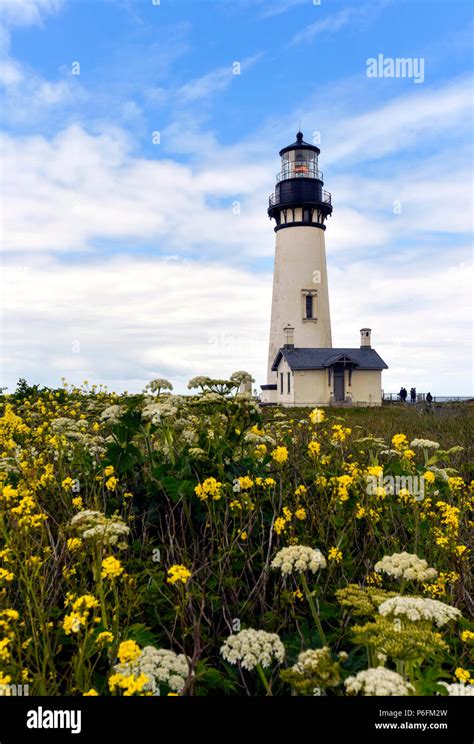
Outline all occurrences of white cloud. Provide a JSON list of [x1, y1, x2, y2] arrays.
[[0, 0, 62, 27], [0, 255, 272, 392], [290, 7, 356, 46], [0, 0, 75, 122], [176, 54, 263, 104], [1, 249, 471, 395], [328, 253, 473, 396], [325, 77, 473, 168], [0, 125, 273, 257]]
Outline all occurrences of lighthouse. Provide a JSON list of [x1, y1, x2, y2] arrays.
[[266, 132, 333, 379], [261, 132, 388, 407]]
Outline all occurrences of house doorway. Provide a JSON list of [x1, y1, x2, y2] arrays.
[[333, 364, 345, 401]]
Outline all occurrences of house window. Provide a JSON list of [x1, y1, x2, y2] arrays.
[[287, 372, 291, 393], [280, 372, 284, 394], [305, 294, 313, 319]]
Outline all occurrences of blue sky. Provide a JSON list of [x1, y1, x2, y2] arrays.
[[1, 0, 473, 394]]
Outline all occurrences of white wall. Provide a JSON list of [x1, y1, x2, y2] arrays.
[[267, 224, 332, 380]]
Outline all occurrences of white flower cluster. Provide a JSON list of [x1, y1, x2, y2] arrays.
[[115, 646, 188, 694], [374, 552, 437, 581], [100, 405, 125, 424], [50, 417, 89, 440], [271, 546, 327, 576], [440, 683, 474, 696], [293, 647, 330, 673], [345, 668, 414, 696], [144, 378, 173, 395], [410, 438, 440, 450], [142, 397, 185, 424], [220, 629, 285, 670], [378, 596, 462, 627], [70, 510, 130, 548]]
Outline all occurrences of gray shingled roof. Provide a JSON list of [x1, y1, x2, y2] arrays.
[[271, 347, 388, 372]]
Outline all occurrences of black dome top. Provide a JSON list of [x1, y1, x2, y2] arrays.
[[279, 131, 320, 156]]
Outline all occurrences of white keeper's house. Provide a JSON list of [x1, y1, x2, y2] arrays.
[[261, 132, 388, 407]]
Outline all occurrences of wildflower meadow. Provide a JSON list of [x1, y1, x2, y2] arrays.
[[0, 376, 472, 698]]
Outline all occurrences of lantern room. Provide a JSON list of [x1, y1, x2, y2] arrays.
[[278, 130, 321, 181]]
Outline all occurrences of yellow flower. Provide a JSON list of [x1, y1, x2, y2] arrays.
[[366, 571, 382, 587], [366, 466, 383, 478], [272, 446, 288, 464], [0, 568, 14, 584], [460, 631, 474, 643], [0, 638, 11, 661], [96, 631, 114, 647], [454, 668, 471, 684], [62, 611, 86, 635], [294, 484, 307, 496], [67, 537, 82, 552], [455, 545, 468, 557], [295, 507, 307, 520], [392, 433, 408, 451], [117, 640, 141, 664], [254, 444, 267, 459], [72, 496, 83, 510], [308, 439, 321, 457], [355, 503, 366, 519], [72, 595, 99, 612], [335, 474, 353, 503], [240, 531, 248, 541], [194, 477, 223, 501], [282, 506, 292, 520], [109, 671, 148, 696], [105, 476, 119, 491], [101, 556, 124, 580], [104, 465, 115, 477], [328, 547, 343, 563], [83, 689, 99, 696], [167, 564, 192, 585], [331, 425, 351, 443], [402, 449, 415, 461], [273, 517, 287, 535], [293, 589, 304, 601], [238, 476, 254, 490], [309, 408, 325, 424], [422, 471, 436, 484], [61, 477, 74, 491]]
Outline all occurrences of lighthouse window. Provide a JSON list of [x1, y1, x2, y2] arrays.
[[305, 294, 313, 319], [303, 208, 310, 222]]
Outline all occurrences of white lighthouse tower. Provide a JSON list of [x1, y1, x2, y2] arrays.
[[266, 132, 333, 376], [261, 132, 388, 406]]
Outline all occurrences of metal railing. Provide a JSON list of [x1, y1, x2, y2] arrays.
[[269, 189, 332, 208], [276, 162, 323, 182], [383, 393, 472, 403]]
